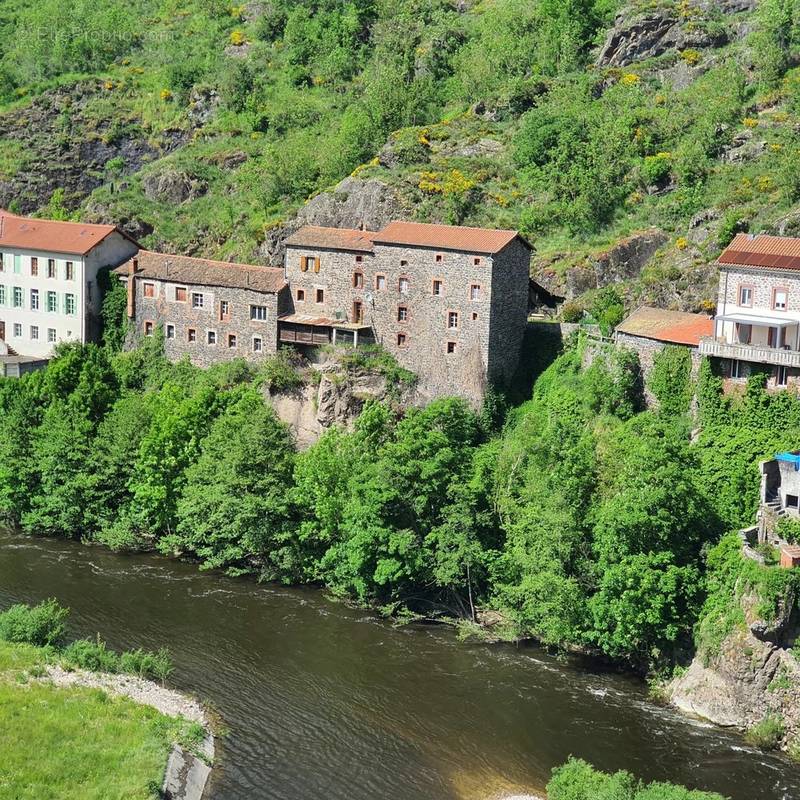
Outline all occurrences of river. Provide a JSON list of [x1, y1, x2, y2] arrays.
[[0, 530, 797, 800]]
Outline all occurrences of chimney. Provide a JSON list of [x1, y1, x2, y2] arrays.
[[126, 257, 138, 319]]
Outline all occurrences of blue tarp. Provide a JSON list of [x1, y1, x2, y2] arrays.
[[776, 452, 800, 470]]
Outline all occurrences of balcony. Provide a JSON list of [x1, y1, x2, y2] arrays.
[[698, 337, 800, 368]]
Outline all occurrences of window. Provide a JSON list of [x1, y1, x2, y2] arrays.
[[143, 282, 155, 298], [399, 277, 409, 294], [47, 291, 58, 313], [30, 289, 39, 311], [13, 287, 23, 308], [175, 286, 187, 302], [375, 274, 386, 291], [470, 284, 481, 301], [0, 253, 4, 272], [228, 333, 237, 348], [316, 288, 324, 303], [435, 253, 443, 263], [447, 311, 459, 330], [64, 294, 76, 316], [473, 257, 481, 266], [47, 328, 57, 343], [397, 305, 408, 322], [65, 261, 74, 281], [207, 330, 217, 345], [192, 292, 204, 309], [13, 255, 21, 274], [251, 305, 268, 321], [30, 326, 38, 340], [446, 341, 456, 354], [47, 259, 56, 279], [144, 321, 154, 336], [220, 300, 230, 320], [352, 300, 363, 324], [300, 255, 320, 273], [731, 359, 743, 379], [253, 336, 263, 353], [30, 257, 38, 276], [166, 325, 175, 339], [353, 271, 364, 289], [735, 323, 752, 345], [13, 323, 21, 337], [777, 365, 789, 387], [738, 285, 753, 307], [773, 288, 788, 311], [355, 255, 363, 264], [787, 494, 799, 509], [397, 333, 407, 347], [188, 328, 197, 343], [472, 312, 478, 321], [432, 280, 443, 296], [296, 288, 305, 302], [0, 286, 4, 306]]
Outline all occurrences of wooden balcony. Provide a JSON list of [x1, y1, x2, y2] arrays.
[[698, 336, 800, 368]]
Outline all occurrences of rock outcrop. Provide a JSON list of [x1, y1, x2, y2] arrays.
[[142, 167, 208, 205]]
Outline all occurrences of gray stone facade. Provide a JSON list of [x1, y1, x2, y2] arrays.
[[284, 229, 531, 402]]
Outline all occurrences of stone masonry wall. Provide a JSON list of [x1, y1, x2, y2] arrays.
[[285, 240, 529, 403], [133, 277, 284, 367]]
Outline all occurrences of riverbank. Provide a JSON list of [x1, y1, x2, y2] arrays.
[[0, 638, 213, 800]]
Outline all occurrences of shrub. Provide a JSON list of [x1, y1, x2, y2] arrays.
[[648, 345, 692, 416], [561, 301, 584, 323], [717, 210, 749, 248], [590, 285, 625, 336], [642, 152, 672, 186], [745, 715, 785, 750], [776, 515, 800, 544], [0, 599, 69, 647], [61, 636, 174, 684], [257, 350, 305, 392]]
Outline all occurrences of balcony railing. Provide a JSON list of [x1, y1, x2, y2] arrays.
[[698, 336, 800, 367]]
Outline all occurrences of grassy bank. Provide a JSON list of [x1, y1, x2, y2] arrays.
[[0, 606, 204, 800]]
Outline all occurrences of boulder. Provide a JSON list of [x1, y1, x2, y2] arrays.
[[188, 86, 220, 127], [141, 168, 208, 205], [722, 130, 768, 164]]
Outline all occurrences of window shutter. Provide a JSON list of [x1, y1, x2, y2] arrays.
[[314, 256, 321, 273], [300, 256, 307, 272]]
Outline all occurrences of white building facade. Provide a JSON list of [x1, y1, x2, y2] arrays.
[[0, 213, 138, 358]]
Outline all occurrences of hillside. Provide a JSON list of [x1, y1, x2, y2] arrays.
[[0, 0, 799, 313]]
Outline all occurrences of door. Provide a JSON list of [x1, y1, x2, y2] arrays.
[[352, 301, 363, 324]]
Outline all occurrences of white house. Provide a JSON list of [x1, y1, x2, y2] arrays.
[[0, 211, 138, 358], [699, 233, 800, 389]]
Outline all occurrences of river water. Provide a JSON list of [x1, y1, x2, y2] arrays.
[[1, 530, 797, 800]]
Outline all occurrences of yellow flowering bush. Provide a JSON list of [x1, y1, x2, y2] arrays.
[[743, 117, 759, 128], [160, 88, 173, 101], [620, 73, 640, 87], [676, 237, 689, 250], [680, 49, 701, 66], [229, 29, 246, 46]]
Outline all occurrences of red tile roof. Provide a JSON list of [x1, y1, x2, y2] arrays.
[[372, 221, 525, 254], [284, 226, 375, 253], [616, 306, 713, 346], [719, 233, 800, 271], [114, 250, 285, 294], [0, 211, 134, 256]]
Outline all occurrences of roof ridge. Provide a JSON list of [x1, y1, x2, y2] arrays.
[[137, 250, 281, 271]]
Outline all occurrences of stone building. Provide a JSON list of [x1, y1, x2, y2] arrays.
[[115, 250, 288, 366], [282, 221, 531, 401], [699, 233, 800, 390], [615, 306, 713, 403], [0, 210, 138, 358]]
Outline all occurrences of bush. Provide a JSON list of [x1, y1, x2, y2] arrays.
[[0, 599, 69, 647], [745, 714, 785, 750], [590, 286, 625, 336], [258, 350, 305, 392], [61, 636, 174, 684], [648, 345, 693, 416], [561, 301, 584, 323]]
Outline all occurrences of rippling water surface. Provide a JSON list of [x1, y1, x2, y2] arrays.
[[1, 531, 797, 800]]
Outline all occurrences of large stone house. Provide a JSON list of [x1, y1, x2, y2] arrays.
[[282, 221, 531, 401], [0, 211, 138, 358], [699, 233, 800, 389], [115, 250, 289, 366]]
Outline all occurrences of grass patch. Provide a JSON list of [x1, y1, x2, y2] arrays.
[[744, 714, 785, 751]]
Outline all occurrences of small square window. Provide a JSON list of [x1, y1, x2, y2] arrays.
[[376, 274, 386, 291], [253, 336, 263, 353], [192, 292, 204, 309], [166, 324, 175, 339], [188, 328, 197, 343], [296, 288, 305, 302], [433, 280, 443, 296], [316, 288, 324, 303], [144, 321, 154, 336], [175, 287, 187, 302], [473, 257, 481, 266], [47, 328, 57, 343], [207, 330, 217, 345], [397, 333, 407, 347], [355, 255, 363, 263], [400, 260, 408, 267], [30, 325, 38, 340], [228, 333, 237, 348], [144, 282, 155, 298], [435, 254, 443, 263], [447, 341, 456, 354], [472, 312, 478, 321]]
